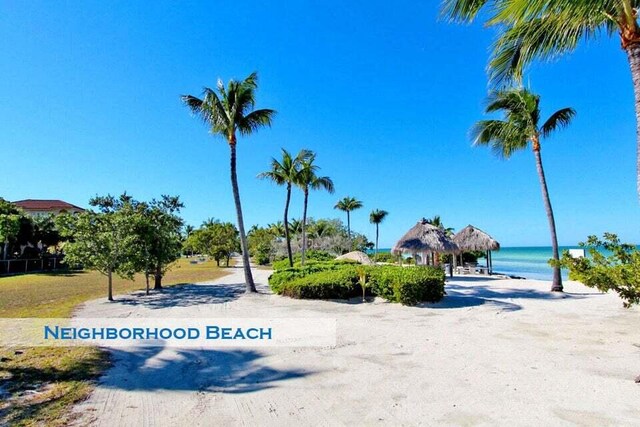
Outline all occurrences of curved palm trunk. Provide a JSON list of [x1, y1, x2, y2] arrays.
[[300, 189, 309, 266], [625, 43, 640, 200], [284, 183, 294, 267], [532, 141, 562, 292], [229, 141, 256, 292]]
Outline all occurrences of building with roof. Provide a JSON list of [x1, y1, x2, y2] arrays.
[[13, 199, 85, 216]]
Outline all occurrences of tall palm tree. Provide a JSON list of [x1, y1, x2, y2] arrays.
[[182, 72, 275, 293], [472, 88, 575, 292], [296, 152, 335, 265], [258, 149, 310, 267], [369, 209, 388, 261], [442, 0, 640, 199], [334, 196, 363, 249]]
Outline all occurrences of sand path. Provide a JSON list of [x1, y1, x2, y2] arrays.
[[71, 261, 640, 426]]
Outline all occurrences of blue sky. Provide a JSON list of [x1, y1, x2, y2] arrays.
[[1, 1, 638, 247]]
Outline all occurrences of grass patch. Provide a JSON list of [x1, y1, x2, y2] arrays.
[[0, 347, 110, 426], [0, 257, 231, 425], [0, 257, 232, 318]]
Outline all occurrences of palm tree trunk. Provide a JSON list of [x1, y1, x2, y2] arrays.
[[625, 42, 640, 200], [347, 211, 351, 250], [284, 183, 294, 267], [301, 189, 309, 266], [229, 140, 256, 292], [375, 223, 379, 261], [532, 142, 562, 292]]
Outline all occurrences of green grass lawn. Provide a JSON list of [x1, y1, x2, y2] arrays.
[[0, 258, 232, 426]]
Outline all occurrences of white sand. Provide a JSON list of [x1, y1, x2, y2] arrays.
[[71, 262, 640, 426]]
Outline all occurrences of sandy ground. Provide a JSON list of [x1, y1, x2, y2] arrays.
[[71, 262, 640, 426]]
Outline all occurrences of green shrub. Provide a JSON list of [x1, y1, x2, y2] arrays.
[[368, 266, 445, 305], [279, 267, 360, 299], [272, 250, 336, 270], [270, 263, 445, 306], [370, 252, 398, 263]]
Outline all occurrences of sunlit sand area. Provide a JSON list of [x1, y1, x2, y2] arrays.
[[70, 264, 640, 426]]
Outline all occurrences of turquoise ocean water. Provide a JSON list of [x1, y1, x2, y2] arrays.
[[374, 246, 594, 281]]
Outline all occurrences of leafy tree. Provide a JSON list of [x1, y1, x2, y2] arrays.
[[0, 199, 22, 260], [247, 226, 277, 265], [182, 72, 276, 292], [369, 209, 388, 261], [258, 148, 311, 267], [58, 195, 140, 301], [185, 221, 240, 267], [133, 196, 184, 293], [556, 233, 640, 307], [472, 88, 575, 292], [334, 196, 363, 249], [31, 214, 61, 255], [296, 152, 335, 266], [442, 0, 640, 199]]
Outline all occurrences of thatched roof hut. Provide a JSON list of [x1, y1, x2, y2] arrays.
[[452, 225, 500, 274], [453, 225, 500, 252], [336, 251, 374, 265], [392, 219, 459, 255]]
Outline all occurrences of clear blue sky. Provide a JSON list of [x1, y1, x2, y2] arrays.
[[1, 1, 638, 247]]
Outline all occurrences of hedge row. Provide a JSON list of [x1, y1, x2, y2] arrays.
[[269, 262, 445, 306]]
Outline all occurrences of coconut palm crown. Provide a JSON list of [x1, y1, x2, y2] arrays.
[[334, 197, 364, 247], [296, 152, 335, 265], [182, 72, 275, 293], [442, 0, 640, 199], [369, 209, 389, 261], [472, 87, 575, 292], [258, 148, 311, 267]]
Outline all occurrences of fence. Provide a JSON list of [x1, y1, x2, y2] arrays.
[[0, 257, 64, 275]]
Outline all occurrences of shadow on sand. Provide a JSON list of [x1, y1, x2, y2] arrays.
[[100, 346, 313, 393], [423, 282, 588, 311], [113, 282, 247, 309]]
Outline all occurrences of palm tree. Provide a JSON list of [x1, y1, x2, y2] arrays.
[[296, 152, 335, 265], [369, 209, 388, 261], [258, 149, 310, 267], [472, 88, 575, 292], [442, 0, 640, 199], [182, 72, 275, 293], [425, 215, 454, 266], [334, 196, 363, 249], [426, 215, 454, 237], [266, 221, 286, 238], [288, 218, 304, 236]]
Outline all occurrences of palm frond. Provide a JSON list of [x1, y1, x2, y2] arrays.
[[237, 109, 276, 136], [541, 107, 576, 137], [440, 0, 488, 22]]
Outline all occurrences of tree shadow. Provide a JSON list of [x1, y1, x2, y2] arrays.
[[422, 283, 586, 311], [114, 282, 246, 309], [99, 346, 313, 393]]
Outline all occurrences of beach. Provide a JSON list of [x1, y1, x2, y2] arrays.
[[70, 264, 640, 426]]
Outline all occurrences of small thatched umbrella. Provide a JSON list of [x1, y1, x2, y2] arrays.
[[336, 251, 374, 265], [392, 219, 458, 269], [453, 225, 500, 274]]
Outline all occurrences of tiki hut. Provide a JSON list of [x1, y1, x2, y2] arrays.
[[336, 251, 374, 265], [392, 219, 458, 268], [452, 225, 500, 274]]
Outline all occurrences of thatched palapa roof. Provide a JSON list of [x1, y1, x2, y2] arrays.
[[336, 251, 374, 265], [453, 225, 500, 252], [392, 219, 459, 254]]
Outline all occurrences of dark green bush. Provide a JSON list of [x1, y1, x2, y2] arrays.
[[280, 267, 360, 299], [270, 262, 445, 305], [367, 265, 445, 305]]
